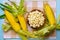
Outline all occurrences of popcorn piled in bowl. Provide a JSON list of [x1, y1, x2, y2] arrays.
[[27, 9, 45, 29]]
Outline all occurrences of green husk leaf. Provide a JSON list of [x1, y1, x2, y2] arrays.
[[34, 25, 55, 37], [18, 34, 28, 40], [19, 0, 24, 10], [56, 24, 60, 30], [0, 14, 5, 19], [2, 24, 11, 32], [0, 3, 12, 10], [56, 14, 60, 30], [0, 6, 5, 10], [8, 0, 18, 10], [18, 0, 26, 15], [17, 30, 37, 38], [7, 1, 18, 15], [0, 3, 14, 13], [5, 3, 15, 11], [57, 14, 60, 24], [0, 4, 18, 17]]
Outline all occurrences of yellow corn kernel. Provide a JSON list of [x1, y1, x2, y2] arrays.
[[44, 3, 56, 25], [18, 15, 27, 31], [4, 10, 21, 32]]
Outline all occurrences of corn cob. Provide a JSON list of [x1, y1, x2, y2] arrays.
[[44, 3, 56, 25], [18, 15, 27, 31], [4, 10, 21, 32], [17, 0, 27, 31]]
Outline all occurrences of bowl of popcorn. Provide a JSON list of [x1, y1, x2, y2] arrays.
[[27, 9, 45, 29]]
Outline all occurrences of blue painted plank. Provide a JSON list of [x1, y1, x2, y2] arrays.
[[0, 0, 4, 40], [56, 0, 60, 40]]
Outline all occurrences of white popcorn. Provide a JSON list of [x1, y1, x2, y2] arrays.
[[28, 10, 45, 28]]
